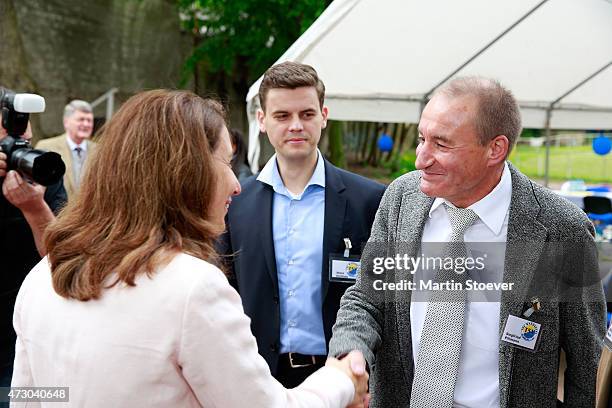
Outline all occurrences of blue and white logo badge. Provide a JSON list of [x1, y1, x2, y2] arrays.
[[346, 262, 359, 278], [521, 322, 539, 342]]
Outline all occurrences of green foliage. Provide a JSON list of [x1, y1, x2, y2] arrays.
[[520, 128, 541, 138], [390, 151, 417, 179], [177, 0, 328, 85]]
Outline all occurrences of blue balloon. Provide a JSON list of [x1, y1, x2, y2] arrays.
[[377, 134, 394, 152], [592, 135, 612, 156]]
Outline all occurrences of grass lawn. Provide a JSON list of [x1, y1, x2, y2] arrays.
[[509, 145, 611, 183]]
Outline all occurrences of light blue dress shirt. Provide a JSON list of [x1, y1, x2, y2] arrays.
[[257, 151, 327, 355]]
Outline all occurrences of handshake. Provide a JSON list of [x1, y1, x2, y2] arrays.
[[325, 350, 370, 407]]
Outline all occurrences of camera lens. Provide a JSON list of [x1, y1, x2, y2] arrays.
[[11, 149, 66, 186]]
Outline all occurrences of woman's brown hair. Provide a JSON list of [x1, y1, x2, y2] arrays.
[[46, 90, 227, 300]]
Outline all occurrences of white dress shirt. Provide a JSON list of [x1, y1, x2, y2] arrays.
[[410, 162, 512, 408], [65, 135, 88, 187]]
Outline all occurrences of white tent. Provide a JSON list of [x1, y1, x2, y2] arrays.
[[246, 0, 612, 181]]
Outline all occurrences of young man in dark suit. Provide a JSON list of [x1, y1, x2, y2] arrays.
[[223, 61, 385, 388]]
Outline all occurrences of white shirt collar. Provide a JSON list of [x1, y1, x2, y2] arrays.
[[65, 134, 88, 152], [429, 162, 512, 235]]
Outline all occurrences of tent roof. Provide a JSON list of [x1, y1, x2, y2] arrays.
[[247, 0, 612, 129], [246, 0, 612, 169]]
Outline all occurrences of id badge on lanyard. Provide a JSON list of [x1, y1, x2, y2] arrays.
[[329, 238, 361, 283]]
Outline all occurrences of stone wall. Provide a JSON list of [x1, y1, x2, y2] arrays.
[[0, 0, 190, 141]]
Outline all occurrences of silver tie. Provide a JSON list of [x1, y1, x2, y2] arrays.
[[410, 203, 479, 408]]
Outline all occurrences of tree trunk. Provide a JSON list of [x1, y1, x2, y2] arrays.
[[0, 0, 41, 141], [327, 120, 346, 169], [367, 123, 383, 166], [360, 122, 373, 162]]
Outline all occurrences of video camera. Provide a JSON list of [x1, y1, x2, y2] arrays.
[[0, 88, 65, 186]]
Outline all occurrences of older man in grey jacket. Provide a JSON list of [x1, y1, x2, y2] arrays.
[[329, 77, 606, 408]]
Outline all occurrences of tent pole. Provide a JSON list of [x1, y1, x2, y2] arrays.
[[549, 60, 612, 107], [541, 60, 612, 188], [544, 108, 552, 188], [419, 99, 427, 119]]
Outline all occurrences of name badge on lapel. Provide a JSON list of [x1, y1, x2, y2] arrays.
[[501, 315, 542, 352], [329, 238, 361, 283]]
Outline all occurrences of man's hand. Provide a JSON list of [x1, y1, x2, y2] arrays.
[[325, 350, 370, 408], [2, 170, 54, 256], [0, 151, 7, 178], [2, 170, 46, 212]]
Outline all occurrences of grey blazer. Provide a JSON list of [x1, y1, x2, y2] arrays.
[[329, 163, 606, 408]]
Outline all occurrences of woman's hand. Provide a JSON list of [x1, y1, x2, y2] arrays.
[[325, 350, 369, 407]]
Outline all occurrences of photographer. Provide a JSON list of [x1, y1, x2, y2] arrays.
[[0, 104, 67, 387]]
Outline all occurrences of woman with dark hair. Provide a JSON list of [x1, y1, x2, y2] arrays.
[[230, 128, 253, 181], [10, 90, 367, 407]]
